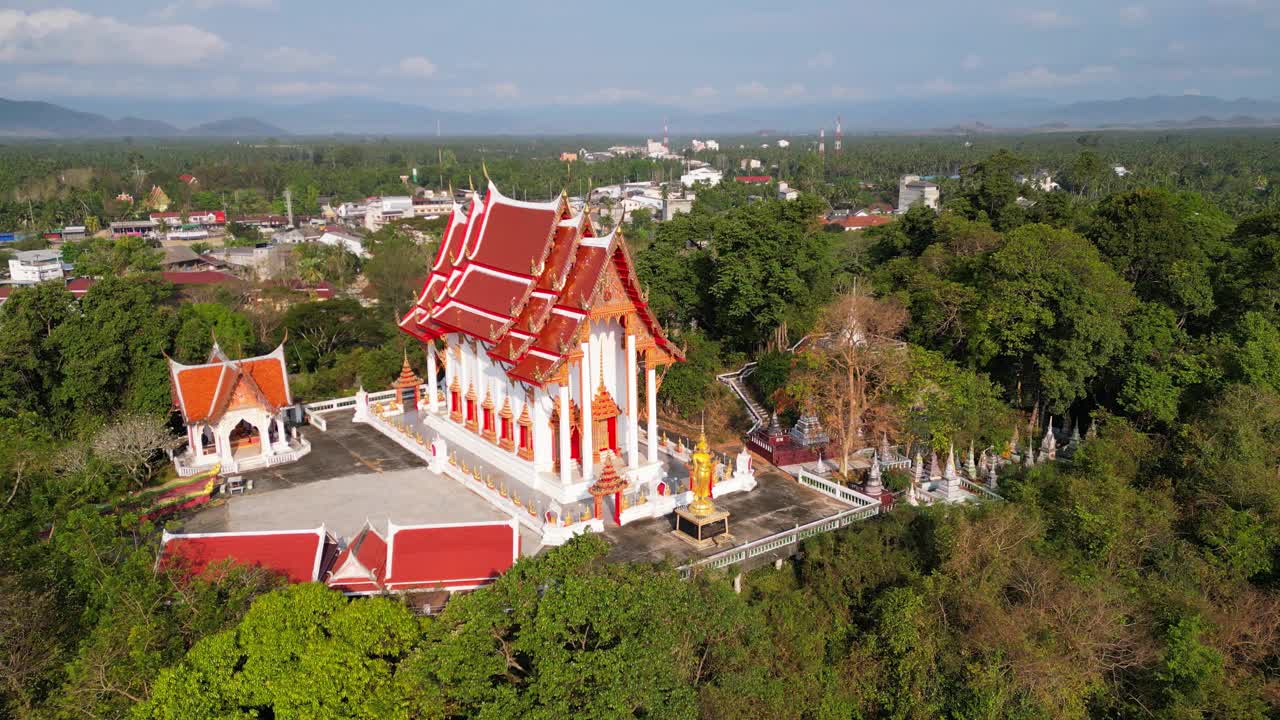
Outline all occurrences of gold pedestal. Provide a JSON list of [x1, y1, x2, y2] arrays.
[[672, 507, 732, 549]]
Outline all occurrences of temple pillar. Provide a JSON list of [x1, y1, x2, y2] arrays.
[[558, 385, 571, 485], [646, 363, 658, 464], [426, 344, 438, 412], [274, 417, 286, 448], [189, 425, 201, 457], [580, 344, 593, 483], [257, 419, 272, 457], [443, 342, 455, 417], [626, 334, 639, 468]]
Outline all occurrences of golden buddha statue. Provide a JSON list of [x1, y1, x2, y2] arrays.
[[687, 429, 719, 517]]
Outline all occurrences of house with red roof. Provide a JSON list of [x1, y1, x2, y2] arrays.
[[161, 526, 335, 583], [826, 215, 895, 231], [325, 518, 519, 595], [734, 175, 772, 184], [167, 341, 310, 476], [393, 180, 758, 537]]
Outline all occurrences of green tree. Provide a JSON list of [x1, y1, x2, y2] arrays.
[[173, 303, 254, 363], [972, 224, 1136, 411], [363, 229, 432, 320]]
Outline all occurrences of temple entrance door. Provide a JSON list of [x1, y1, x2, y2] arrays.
[[570, 427, 581, 463], [228, 420, 258, 455], [607, 417, 618, 454], [399, 386, 416, 407], [200, 427, 215, 456], [268, 420, 280, 445]]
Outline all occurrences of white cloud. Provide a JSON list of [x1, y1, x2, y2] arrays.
[[1013, 9, 1076, 28], [807, 51, 834, 69], [736, 81, 768, 98], [261, 46, 334, 73], [830, 85, 867, 100], [153, 0, 275, 20], [0, 9, 225, 66], [492, 81, 520, 98], [961, 53, 982, 71], [1183, 88, 1202, 95], [692, 86, 718, 98], [1001, 65, 1115, 89], [398, 55, 437, 78], [781, 83, 807, 98], [1119, 5, 1149, 23]]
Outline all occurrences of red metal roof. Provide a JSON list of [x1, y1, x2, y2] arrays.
[[398, 182, 682, 386], [383, 519, 519, 592], [161, 527, 331, 583], [161, 270, 242, 286], [325, 525, 389, 594], [168, 343, 292, 424], [734, 175, 772, 183], [827, 215, 895, 230]]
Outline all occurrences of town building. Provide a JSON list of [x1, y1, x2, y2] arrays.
[[364, 196, 414, 232], [825, 215, 895, 231], [777, 139, 790, 148], [680, 166, 723, 188], [395, 181, 757, 536], [777, 182, 799, 201], [898, 175, 940, 211], [316, 228, 370, 258], [150, 210, 227, 228], [110, 219, 160, 238], [7, 249, 64, 285], [735, 175, 772, 184], [167, 341, 311, 476]]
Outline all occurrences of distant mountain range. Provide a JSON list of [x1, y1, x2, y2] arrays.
[[0, 98, 289, 138], [2, 94, 1279, 138]]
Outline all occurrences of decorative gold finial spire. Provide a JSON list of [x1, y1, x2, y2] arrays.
[[481, 158, 491, 184], [468, 174, 474, 192]]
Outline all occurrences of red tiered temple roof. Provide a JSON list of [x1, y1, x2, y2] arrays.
[[167, 343, 292, 424], [398, 182, 682, 386]]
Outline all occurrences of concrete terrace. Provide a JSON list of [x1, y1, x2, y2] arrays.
[[177, 412, 852, 565]]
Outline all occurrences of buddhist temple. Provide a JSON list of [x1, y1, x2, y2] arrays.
[[392, 181, 756, 540], [167, 341, 310, 475]]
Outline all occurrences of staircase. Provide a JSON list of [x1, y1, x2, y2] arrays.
[[716, 363, 768, 433]]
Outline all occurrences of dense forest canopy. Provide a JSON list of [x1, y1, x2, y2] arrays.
[[3, 130, 1280, 718]]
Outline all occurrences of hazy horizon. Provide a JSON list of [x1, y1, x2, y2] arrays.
[[1, 1, 1277, 111]]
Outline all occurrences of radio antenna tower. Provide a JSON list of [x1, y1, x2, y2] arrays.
[[818, 128, 825, 155], [663, 116, 669, 151], [835, 116, 842, 153]]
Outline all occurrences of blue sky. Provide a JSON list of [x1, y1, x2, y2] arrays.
[[0, 0, 1277, 107]]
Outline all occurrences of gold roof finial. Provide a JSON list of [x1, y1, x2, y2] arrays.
[[468, 174, 474, 193], [481, 158, 491, 184]]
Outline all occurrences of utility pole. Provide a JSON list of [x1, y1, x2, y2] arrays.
[[284, 188, 294, 228]]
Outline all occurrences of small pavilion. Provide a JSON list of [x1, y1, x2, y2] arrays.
[[168, 341, 310, 475]]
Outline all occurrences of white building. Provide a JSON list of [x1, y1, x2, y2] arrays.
[[898, 175, 940, 212], [680, 166, 723, 188], [394, 183, 756, 540], [645, 139, 669, 157], [364, 196, 414, 232], [777, 182, 799, 201], [688, 138, 720, 152], [168, 342, 310, 476], [777, 139, 790, 148], [740, 158, 763, 170], [8, 249, 64, 285], [1113, 165, 1130, 177], [318, 229, 370, 258]]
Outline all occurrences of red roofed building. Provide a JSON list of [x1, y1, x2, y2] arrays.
[[161, 526, 334, 583], [384, 519, 519, 592], [326, 519, 519, 595], [826, 215, 895, 231], [168, 342, 310, 475], [734, 175, 772, 184], [395, 181, 706, 528]]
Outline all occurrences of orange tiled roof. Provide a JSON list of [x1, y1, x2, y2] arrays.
[[168, 343, 292, 424]]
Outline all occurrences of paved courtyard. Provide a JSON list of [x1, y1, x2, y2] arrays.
[[602, 467, 850, 564], [179, 414, 543, 552], [177, 412, 852, 565]]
